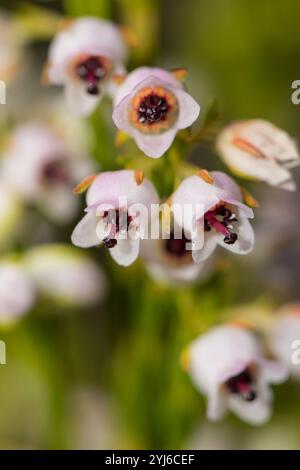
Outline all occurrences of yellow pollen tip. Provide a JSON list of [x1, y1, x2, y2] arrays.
[[171, 68, 188, 81], [134, 170, 144, 185]]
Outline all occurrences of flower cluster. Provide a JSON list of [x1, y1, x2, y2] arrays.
[[1, 12, 299, 434]]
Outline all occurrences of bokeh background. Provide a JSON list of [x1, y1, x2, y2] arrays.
[[0, 0, 300, 449]]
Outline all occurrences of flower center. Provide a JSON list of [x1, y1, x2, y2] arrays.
[[204, 204, 238, 245], [75, 56, 108, 95], [165, 230, 191, 258], [102, 210, 132, 249], [129, 86, 178, 134], [42, 159, 69, 185], [225, 369, 256, 402], [138, 95, 169, 124]]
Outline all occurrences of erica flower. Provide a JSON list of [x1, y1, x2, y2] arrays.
[[185, 325, 288, 425], [0, 260, 36, 325], [171, 170, 255, 263], [1, 122, 91, 223], [216, 120, 300, 191], [24, 244, 106, 307], [71, 170, 159, 267], [112, 67, 200, 158], [141, 223, 214, 283], [46, 17, 128, 116], [268, 304, 300, 380]]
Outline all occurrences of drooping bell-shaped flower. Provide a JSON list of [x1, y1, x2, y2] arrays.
[[23, 244, 106, 307], [0, 260, 36, 325], [112, 67, 200, 158], [216, 120, 300, 191], [171, 170, 255, 263], [186, 324, 288, 425], [71, 170, 159, 267], [1, 122, 91, 223], [46, 17, 128, 116]]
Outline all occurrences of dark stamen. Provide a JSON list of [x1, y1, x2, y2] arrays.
[[226, 369, 256, 402], [138, 94, 169, 124], [204, 205, 238, 245], [75, 56, 106, 96], [101, 210, 132, 249], [165, 230, 191, 257]]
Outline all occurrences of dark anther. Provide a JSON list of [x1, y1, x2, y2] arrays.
[[103, 238, 117, 249], [224, 232, 238, 245], [138, 94, 169, 124], [165, 231, 191, 257], [204, 205, 238, 244], [42, 160, 68, 184], [76, 56, 106, 96], [226, 369, 256, 402]]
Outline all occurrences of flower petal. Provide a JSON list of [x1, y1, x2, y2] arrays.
[[175, 88, 200, 129], [71, 210, 100, 248], [207, 389, 228, 422], [133, 129, 177, 158], [228, 381, 272, 425], [192, 231, 218, 263], [109, 238, 140, 266], [217, 215, 255, 255]]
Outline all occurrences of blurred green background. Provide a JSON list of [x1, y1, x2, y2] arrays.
[[0, 0, 300, 449]]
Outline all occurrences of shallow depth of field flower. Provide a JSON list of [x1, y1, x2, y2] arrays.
[[0, 0, 299, 451]]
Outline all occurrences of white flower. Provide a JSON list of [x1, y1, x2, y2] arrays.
[[23, 244, 106, 307], [186, 325, 288, 425], [112, 67, 200, 158], [71, 170, 159, 267], [268, 304, 300, 380], [216, 120, 300, 191], [0, 260, 36, 325], [46, 17, 128, 116], [1, 122, 91, 223], [172, 171, 255, 263]]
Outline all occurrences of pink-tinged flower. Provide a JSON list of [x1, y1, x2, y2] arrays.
[[186, 325, 288, 425], [71, 170, 159, 267], [24, 244, 106, 307], [171, 170, 255, 263], [268, 304, 300, 380], [141, 223, 214, 284], [112, 67, 200, 158], [0, 261, 36, 325], [1, 122, 91, 223], [46, 17, 128, 116], [216, 120, 300, 191]]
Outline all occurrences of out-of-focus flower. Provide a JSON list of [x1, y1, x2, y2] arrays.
[[216, 120, 299, 191], [112, 67, 200, 158], [185, 324, 288, 425], [141, 223, 214, 284], [0, 260, 36, 325], [72, 170, 159, 267], [0, 179, 23, 247], [172, 170, 255, 263], [23, 244, 106, 307], [1, 122, 91, 223], [268, 304, 300, 380], [46, 17, 128, 116], [0, 11, 25, 84]]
